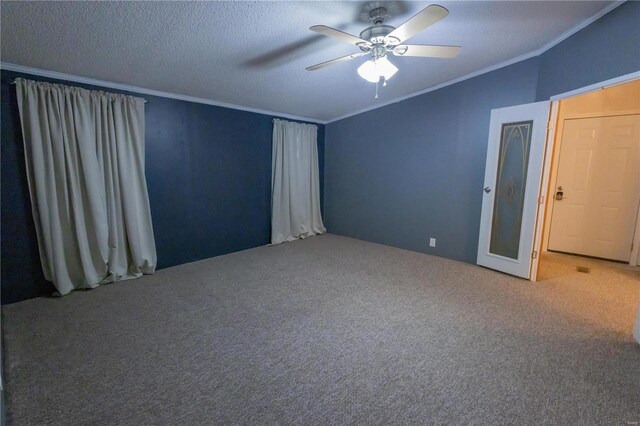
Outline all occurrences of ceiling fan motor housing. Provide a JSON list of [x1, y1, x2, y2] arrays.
[[359, 25, 396, 46], [358, 7, 400, 54]]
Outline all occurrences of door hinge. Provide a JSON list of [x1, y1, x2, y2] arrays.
[[538, 195, 544, 205], [531, 251, 538, 259]]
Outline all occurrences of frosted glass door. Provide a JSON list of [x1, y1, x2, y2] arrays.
[[477, 102, 550, 279], [489, 121, 533, 259]]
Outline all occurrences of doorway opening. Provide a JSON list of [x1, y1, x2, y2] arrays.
[[536, 78, 640, 280], [475, 73, 639, 282]]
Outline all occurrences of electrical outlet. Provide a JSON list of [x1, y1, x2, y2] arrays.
[[429, 238, 436, 247]]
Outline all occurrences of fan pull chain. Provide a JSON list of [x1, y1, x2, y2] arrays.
[[375, 79, 379, 99]]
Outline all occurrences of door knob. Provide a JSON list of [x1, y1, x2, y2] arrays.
[[484, 186, 491, 193]]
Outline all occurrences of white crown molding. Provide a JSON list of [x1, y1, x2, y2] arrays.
[[0, 62, 327, 125], [326, 49, 543, 123], [326, 0, 626, 123], [0, 1, 625, 125], [532, 0, 625, 57]]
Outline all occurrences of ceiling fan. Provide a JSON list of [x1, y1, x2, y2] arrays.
[[306, 4, 460, 90]]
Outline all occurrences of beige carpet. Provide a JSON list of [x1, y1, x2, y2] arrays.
[[3, 234, 639, 424], [536, 250, 640, 337]]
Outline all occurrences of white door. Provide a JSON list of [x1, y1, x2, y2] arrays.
[[548, 114, 640, 261], [477, 102, 550, 278]]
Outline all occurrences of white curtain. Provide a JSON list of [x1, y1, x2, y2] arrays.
[[271, 119, 326, 244], [16, 78, 157, 296]]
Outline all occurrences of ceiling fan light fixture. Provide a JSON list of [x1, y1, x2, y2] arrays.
[[377, 56, 398, 81], [357, 60, 378, 83], [357, 56, 398, 83]]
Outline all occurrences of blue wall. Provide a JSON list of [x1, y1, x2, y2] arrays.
[[324, 1, 639, 264], [0, 69, 324, 304], [536, 1, 640, 101], [324, 58, 540, 263]]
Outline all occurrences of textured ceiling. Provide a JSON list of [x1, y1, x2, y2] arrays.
[[1, 1, 613, 122]]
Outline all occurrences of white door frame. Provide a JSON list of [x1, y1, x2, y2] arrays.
[[632, 198, 640, 266], [531, 71, 640, 275], [548, 71, 640, 102], [529, 101, 559, 281]]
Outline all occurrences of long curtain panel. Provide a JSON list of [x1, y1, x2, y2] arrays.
[[16, 78, 156, 296], [271, 119, 326, 245]]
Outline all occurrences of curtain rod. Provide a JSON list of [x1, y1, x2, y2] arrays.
[[9, 79, 148, 103]]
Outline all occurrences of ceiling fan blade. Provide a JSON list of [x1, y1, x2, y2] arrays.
[[387, 5, 449, 44], [310, 25, 371, 47], [393, 44, 461, 58], [306, 52, 368, 71]]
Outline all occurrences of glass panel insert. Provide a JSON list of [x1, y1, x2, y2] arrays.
[[489, 120, 533, 259]]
